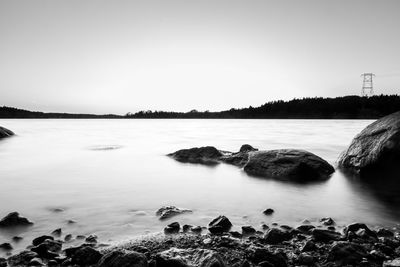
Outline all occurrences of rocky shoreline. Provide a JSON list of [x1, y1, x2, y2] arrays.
[[1, 210, 400, 267]]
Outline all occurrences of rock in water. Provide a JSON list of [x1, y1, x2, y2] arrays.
[[384, 258, 400, 267], [208, 215, 232, 233], [327, 241, 368, 266], [243, 149, 335, 180], [0, 126, 14, 139], [156, 206, 192, 220], [338, 111, 400, 175], [156, 248, 226, 267], [167, 146, 223, 165], [0, 212, 33, 227], [98, 250, 148, 267]]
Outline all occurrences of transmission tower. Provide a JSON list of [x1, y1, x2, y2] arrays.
[[361, 73, 375, 96]]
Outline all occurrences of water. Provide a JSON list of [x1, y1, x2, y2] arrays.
[[0, 119, 399, 254]]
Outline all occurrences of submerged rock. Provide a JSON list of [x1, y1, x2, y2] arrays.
[[244, 149, 335, 180], [156, 247, 226, 267], [168, 146, 223, 165], [164, 222, 180, 234], [0, 126, 14, 139], [0, 212, 33, 227], [338, 111, 400, 175], [98, 250, 147, 267], [156, 206, 192, 220]]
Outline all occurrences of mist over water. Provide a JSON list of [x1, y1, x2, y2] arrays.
[[0, 119, 399, 255]]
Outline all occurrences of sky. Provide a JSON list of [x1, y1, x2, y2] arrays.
[[0, 0, 399, 114]]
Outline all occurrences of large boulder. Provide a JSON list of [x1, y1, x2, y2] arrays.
[[167, 146, 223, 165], [0, 126, 14, 139], [338, 111, 400, 175], [0, 212, 33, 227], [243, 149, 334, 180], [155, 248, 225, 267]]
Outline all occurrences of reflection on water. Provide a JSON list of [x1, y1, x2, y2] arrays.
[[0, 119, 399, 255]]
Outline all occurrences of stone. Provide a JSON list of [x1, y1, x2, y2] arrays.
[[30, 240, 61, 259], [311, 229, 341, 242], [7, 250, 38, 266], [168, 146, 223, 165], [156, 206, 192, 220], [64, 234, 73, 242], [242, 226, 256, 236], [0, 243, 12, 250], [263, 209, 274, 215], [297, 253, 315, 265], [98, 250, 148, 267], [85, 234, 98, 243], [191, 226, 202, 233], [250, 248, 287, 267], [51, 228, 62, 236], [164, 222, 180, 234], [344, 223, 377, 238], [301, 240, 317, 252], [0, 126, 14, 139], [377, 228, 395, 237], [0, 258, 6, 267], [156, 247, 225, 267], [32, 235, 54, 246], [28, 258, 44, 266], [229, 231, 242, 238], [182, 224, 193, 233], [320, 217, 335, 226], [0, 212, 33, 227], [243, 149, 335, 180], [384, 258, 400, 267], [327, 241, 368, 265], [208, 216, 232, 234], [71, 246, 102, 265], [264, 228, 291, 244], [296, 224, 315, 233], [338, 111, 400, 175], [12, 236, 23, 242]]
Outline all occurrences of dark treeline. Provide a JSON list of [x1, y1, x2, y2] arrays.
[[127, 95, 400, 119], [0, 106, 122, 119], [1, 95, 400, 119]]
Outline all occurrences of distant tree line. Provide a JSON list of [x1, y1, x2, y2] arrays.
[[126, 95, 400, 119], [1, 95, 400, 119]]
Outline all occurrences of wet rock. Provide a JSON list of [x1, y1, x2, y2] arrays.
[[70, 246, 102, 265], [191, 226, 202, 233], [164, 222, 180, 234], [98, 250, 147, 267], [64, 234, 72, 242], [0, 126, 14, 139], [67, 219, 76, 224], [344, 223, 377, 239], [384, 258, 400, 267], [156, 206, 192, 220], [51, 228, 62, 236], [76, 235, 86, 240], [0, 212, 33, 227], [239, 144, 258, 153], [378, 228, 395, 237], [47, 260, 58, 267], [263, 209, 274, 215], [32, 235, 54, 246], [264, 228, 291, 244], [182, 224, 193, 233], [250, 247, 287, 267], [30, 240, 61, 259], [156, 247, 226, 267], [7, 250, 38, 266], [311, 228, 341, 242], [243, 149, 335, 180], [85, 234, 98, 243], [208, 216, 232, 234], [168, 146, 223, 165], [230, 231, 242, 238], [301, 240, 317, 252], [338, 111, 400, 174], [327, 241, 368, 266], [220, 145, 257, 167], [0, 258, 6, 267], [0, 243, 12, 250], [261, 224, 269, 231], [242, 226, 256, 236], [320, 217, 335, 226], [297, 252, 315, 265], [28, 258, 44, 266], [296, 224, 315, 233], [12, 236, 23, 242]]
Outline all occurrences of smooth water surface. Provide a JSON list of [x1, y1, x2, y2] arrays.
[[0, 119, 399, 254]]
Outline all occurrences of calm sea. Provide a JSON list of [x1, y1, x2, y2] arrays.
[[0, 119, 399, 254]]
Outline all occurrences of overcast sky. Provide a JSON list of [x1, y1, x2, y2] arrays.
[[0, 0, 399, 114]]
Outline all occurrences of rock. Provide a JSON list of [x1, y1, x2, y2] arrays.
[[32, 235, 54, 246], [0, 258, 6, 267], [242, 226, 256, 236], [156, 206, 192, 220], [51, 228, 62, 236], [301, 240, 317, 252], [0, 243, 12, 250], [98, 250, 147, 267], [229, 231, 242, 238], [0, 212, 33, 227], [64, 234, 73, 242], [156, 247, 226, 267], [344, 223, 377, 238], [250, 248, 287, 267], [327, 241, 368, 265], [182, 224, 193, 233], [208, 216, 232, 233], [70, 246, 102, 265], [47, 260, 58, 267], [264, 228, 291, 244], [220, 145, 258, 167], [30, 240, 61, 259], [263, 209, 274, 215], [67, 219, 76, 224], [239, 144, 258, 153], [12, 236, 23, 242], [28, 258, 44, 266], [243, 149, 335, 180], [191, 226, 202, 233], [76, 235, 86, 240], [377, 228, 395, 237], [311, 228, 341, 242], [85, 234, 98, 243], [168, 146, 223, 165], [384, 258, 400, 267], [296, 224, 315, 233], [7, 250, 38, 266], [164, 222, 180, 234], [297, 252, 315, 265], [0, 126, 14, 139], [320, 217, 335, 226], [338, 111, 400, 174]]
